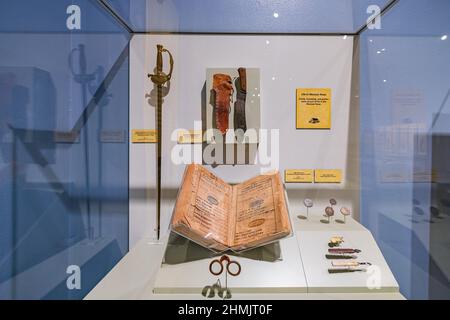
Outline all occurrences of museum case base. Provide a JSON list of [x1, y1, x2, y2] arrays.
[[86, 214, 401, 299]]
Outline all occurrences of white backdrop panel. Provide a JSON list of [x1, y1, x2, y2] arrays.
[[130, 34, 357, 246]]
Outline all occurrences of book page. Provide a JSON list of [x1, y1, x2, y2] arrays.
[[231, 173, 291, 249], [171, 164, 232, 248]]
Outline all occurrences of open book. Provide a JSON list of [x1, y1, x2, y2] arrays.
[[171, 164, 292, 252]]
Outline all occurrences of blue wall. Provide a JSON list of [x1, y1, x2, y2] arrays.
[[0, 0, 130, 299]]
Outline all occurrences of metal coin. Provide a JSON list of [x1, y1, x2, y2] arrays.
[[340, 207, 351, 216], [325, 206, 334, 217], [304, 198, 313, 208]]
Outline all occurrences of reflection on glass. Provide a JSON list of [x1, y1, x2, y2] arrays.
[[0, 0, 129, 300]]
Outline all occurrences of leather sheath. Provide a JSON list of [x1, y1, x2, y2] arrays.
[[213, 74, 233, 135], [234, 67, 247, 131]]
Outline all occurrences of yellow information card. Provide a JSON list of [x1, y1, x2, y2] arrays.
[[314, 169, 342, 183], [131, 129, 158, 143], [177, 130, 203, 144], [296, 88, 331, 129], [284, 170, 314, 183]]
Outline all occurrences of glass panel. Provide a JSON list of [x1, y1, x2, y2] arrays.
[[105, 0, 392, 33], [0, 0, 130, 299], [360, 0, 450, 299]]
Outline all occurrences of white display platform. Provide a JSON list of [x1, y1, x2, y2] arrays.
[[85, 214, 402, 299], [295, 214, 399, 293], [85, 236, 404, 300], [153, 234, 307, 294]]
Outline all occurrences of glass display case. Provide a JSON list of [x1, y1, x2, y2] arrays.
[[0, 0, 449, 300]]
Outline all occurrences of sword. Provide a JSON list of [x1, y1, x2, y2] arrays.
[[69, 44, 96, 240], [148, 45, 173, 240]]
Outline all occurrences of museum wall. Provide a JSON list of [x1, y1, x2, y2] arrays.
[[129, 34, 357, 247]]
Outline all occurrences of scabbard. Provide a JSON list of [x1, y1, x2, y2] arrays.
[[234, 67, 247, 131], [213, 74, 233, 135]]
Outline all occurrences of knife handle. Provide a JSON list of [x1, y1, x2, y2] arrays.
[[238, 67, 247, 92]]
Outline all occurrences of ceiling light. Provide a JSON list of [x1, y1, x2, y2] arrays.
[[273, 12, 279, 18], [441, 35, 448, 41]]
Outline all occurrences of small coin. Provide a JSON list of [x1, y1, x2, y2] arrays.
[[304, 198, 313, 208], [325, 206, 334, 217], [340, 207, 351, 216]]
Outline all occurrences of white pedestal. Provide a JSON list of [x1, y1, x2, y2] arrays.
[[86, 213, 402, 299], [153, 234, 307, 294]]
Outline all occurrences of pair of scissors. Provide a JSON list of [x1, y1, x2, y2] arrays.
[[209, 255, 241, 276]]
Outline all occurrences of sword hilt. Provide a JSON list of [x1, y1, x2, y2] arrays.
[[148, 44, 173, 86]]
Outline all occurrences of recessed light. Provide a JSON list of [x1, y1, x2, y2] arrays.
[[266, 40, 270, 45], [441, 35, 448, 41], [383, 79, 387, 83], [273, 12, 279, 18], [272, 76, 276, 81], [381, 48, 386, 51], [343, 35, 348, 40], [377, 51, 381, 54]]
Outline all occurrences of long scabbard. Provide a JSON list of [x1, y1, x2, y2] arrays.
[[156, 84, 162, 240], [148, 45, 173, 240]]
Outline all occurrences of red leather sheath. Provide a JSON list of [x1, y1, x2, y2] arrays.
[[213, 74, 233, 135]]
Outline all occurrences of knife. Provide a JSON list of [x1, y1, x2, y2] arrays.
[[328, 267, 366, 274], [328, 248, 361, 254], [326, 254, 357, 260]]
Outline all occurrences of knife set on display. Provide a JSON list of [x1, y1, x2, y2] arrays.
[[325, 237, 372, 274], [207, 67, 260, 141], [213, 67, 248, 134]]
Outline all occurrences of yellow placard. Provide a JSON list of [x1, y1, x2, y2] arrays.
[[315, 169, 342, 183], [177, 130, 203, 144], [296, 88, 331, 129], [131, 129, 157, 143], [284, 170, 314, 183]]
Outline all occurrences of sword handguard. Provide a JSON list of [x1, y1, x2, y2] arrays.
[[148, 44, 173, 86]]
